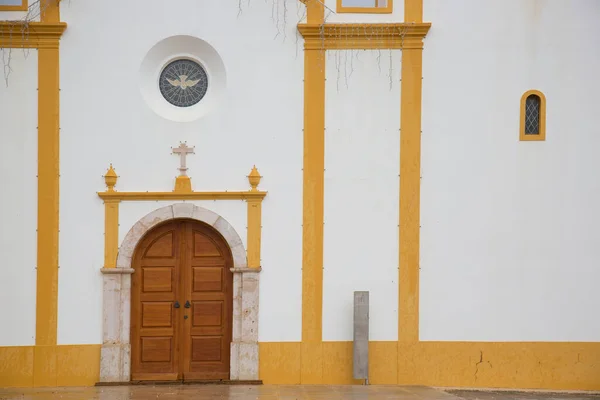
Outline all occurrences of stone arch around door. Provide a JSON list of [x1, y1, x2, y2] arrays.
[[99, 203, 260, 383]]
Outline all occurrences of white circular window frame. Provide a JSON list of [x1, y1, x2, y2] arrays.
[[139, 35, 226, 122]]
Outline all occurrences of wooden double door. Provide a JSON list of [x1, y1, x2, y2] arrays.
[[130, 219, 233, 382]]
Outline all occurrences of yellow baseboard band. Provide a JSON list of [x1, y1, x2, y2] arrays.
[[2, 342, 598, 389], [0, 345, 101, 388], [259, 341, 600, 390]]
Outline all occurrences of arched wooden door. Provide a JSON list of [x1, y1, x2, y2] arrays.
[[130, 219, 233, 382]]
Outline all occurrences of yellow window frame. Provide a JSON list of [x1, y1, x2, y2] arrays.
[[0, 0, 27, 11], [519, 89, 546, 142], [336, 0, 393, 14]]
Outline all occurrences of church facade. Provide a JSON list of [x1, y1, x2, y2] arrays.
[[1, 0, 599, 390]]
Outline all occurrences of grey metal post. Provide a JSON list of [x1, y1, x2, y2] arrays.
[[353, 291, 369, 384]]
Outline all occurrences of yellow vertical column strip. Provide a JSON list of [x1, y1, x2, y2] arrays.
[[34, 0, 61, 387], [398, 43, 423, 344], [306, 0, 324, 24], [246, 199, 262, 268], [103, 201, 120, 268], [301, 0, 325, 384], [404, 0, 423, 23], [398, 0, 424, 347]]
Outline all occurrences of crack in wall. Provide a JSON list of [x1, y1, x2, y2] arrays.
[[474, 350, 493, 381]]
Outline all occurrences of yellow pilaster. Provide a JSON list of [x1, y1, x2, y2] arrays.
[[103, 201, 120, 268], [246, 200, 262, 267], [300, 0, 325, 384], [36, 0, 61, 348], [41, 0, 60, 23], [404, 0, 423, 23], [102, 165, 120, 268], [398, 39, 423, 344], [247, 166, 263, 269]]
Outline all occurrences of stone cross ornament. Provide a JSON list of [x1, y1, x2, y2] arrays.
[[171, 142, 195, 176]]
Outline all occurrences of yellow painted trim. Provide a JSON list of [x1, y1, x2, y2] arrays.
[[98, 165, 266, 201], [297, 23, 431, 50], [103, 200, 119, 268], [246, 166, 263, 268], [101, 165, 120, 268], [98, 166, 266, 271], [305, 0, 324, 25], [246, 199, 262, 268], [300, 39, 325, 350], [520, 90, 546, 142], [397, 0, 422, 351], [398, 37, 424, 345], [97, 191, 267, 201], [0, 0, 27, 11], [40, 0, 60, 23], [299, 0, 325, 384], [336, 0, 392, 14], [0, 22, 66, 49], [0, 345, 101, 388], [404, 0, 422, 22], [258, 341, 600, 390], [173, 175, 193, 192], [2, 342, 598, 389], [35, 0, 61, 348]]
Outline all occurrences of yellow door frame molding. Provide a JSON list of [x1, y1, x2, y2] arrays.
[[97, 165, 267, 272]]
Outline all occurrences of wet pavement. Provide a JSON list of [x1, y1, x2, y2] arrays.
[[0, 385, 598, 400], [447, 390, 600, 400]]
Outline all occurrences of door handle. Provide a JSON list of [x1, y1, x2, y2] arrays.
[[184, 300, 191, 309], [174, 301, 180, 309]]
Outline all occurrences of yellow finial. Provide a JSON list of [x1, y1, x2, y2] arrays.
[[104, 164, 118, 192], [247, 165, 262, 192]]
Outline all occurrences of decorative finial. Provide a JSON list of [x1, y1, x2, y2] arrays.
[[104, 164, 117, 192], [247, 165, 262, 192]]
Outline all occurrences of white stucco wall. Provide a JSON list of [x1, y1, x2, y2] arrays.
[[0, 49, 38, 346], [322, 50, 401, 341], [420, 0, 600, 341], [57, 0, 303, 344], [324, 0, 404, 23]]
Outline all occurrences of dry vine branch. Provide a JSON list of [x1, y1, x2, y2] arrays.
[[2, 0, 411, 91], [0, 0, 51, 86]]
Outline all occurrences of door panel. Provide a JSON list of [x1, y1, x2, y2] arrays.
[[131, 222, 182, 381], [182, 222, 233, 381], [131, 219, 233, 382]]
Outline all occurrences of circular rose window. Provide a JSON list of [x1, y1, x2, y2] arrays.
[[158, 59, 209, 108]]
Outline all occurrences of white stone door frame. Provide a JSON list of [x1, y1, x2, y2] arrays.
[[99, 203, 260, 383]]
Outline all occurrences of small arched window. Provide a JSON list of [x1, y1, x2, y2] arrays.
[[520, 90, 546, 141]]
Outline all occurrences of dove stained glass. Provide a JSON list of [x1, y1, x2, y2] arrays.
[[159, 59, 209, 107]]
